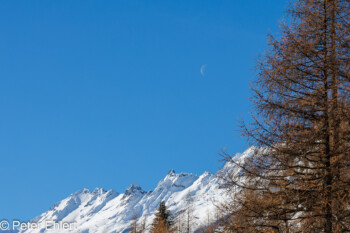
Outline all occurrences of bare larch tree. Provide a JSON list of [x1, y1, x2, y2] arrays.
[[222, 0, 350, 232]]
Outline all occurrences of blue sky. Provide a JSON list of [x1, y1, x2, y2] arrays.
[[0, 0, 288, 221]]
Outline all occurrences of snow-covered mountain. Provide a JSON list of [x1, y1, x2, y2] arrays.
[[18, 148, 254, 233]]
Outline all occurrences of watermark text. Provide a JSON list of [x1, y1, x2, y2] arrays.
[[0, 219, 77, 231]]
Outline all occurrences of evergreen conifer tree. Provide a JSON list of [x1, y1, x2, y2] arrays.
[[150, 201, 174, 233]]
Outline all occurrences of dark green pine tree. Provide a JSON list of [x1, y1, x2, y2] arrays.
[[150, 201, 174, 233]]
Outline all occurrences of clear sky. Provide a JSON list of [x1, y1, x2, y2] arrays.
[[0, 0, 288, 221]]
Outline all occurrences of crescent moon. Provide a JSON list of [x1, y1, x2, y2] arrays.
[[200, 64, 207, 76]]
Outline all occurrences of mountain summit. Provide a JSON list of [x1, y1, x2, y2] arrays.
[[19, 148, 252, 233]]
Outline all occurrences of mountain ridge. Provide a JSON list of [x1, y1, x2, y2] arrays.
[[15, 148, 254, 233]]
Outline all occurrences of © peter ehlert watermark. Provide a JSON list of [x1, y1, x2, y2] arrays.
[[0, 219, 77, 231]]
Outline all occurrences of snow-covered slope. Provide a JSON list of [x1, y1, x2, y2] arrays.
[[19, 148, 254, 233]]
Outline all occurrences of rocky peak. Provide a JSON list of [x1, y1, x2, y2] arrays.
[[125, 183, 146, 196]]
